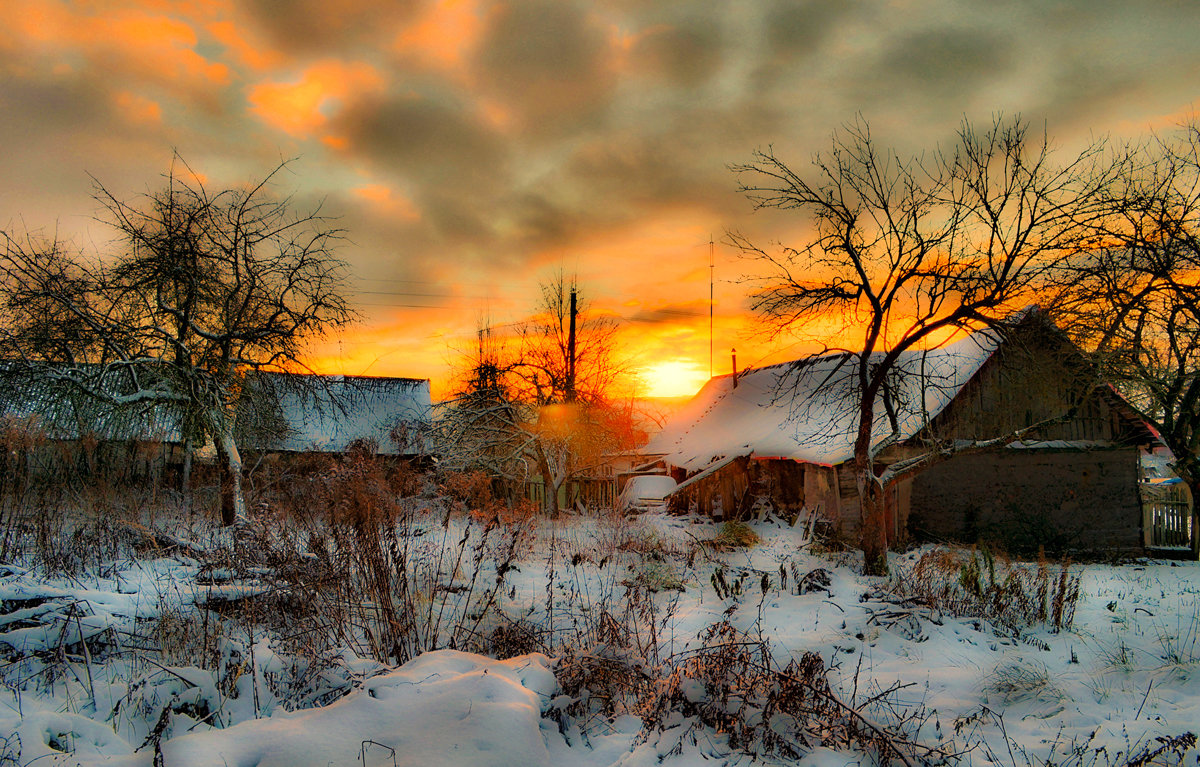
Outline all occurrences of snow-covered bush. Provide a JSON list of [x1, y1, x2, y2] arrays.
[[634, 621, 940, 764], [984, 659, 1062, 705]]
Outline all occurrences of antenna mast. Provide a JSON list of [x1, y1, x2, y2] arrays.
[[709, 236, 715, 379]]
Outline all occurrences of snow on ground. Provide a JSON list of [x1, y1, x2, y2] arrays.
[[1, 512, 1198, 766]]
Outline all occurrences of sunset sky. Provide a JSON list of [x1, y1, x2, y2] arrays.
[[2, 0, 1198, 400]]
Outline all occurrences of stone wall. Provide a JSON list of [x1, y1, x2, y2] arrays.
[[907, 448, 1143, 556]]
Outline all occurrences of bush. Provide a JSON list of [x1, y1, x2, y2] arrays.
[[631, 560, 686, 592], [984, 660, 1061, 705], [632, 621, 937, 764], [711, 520, 759, 549]]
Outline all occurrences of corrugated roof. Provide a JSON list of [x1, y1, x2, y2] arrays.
[[266, 374, 432, 455], [1, 368, 432, 455], [0, 369, 184, 442]]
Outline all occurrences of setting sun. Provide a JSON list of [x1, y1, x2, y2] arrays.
[[641, 359, 709, 399]]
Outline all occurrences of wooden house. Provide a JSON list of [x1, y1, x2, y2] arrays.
[[0, 371, 434, 486], [646, 314, 1192, 558]]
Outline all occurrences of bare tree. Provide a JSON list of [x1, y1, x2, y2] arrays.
[[732, 116, 1112, 574], [0, 158, 354, 524], [437, 274, 634, 515], [1051, 121, 1200, 513], [436, 322, 534, 490], [513, 271, 622, 408]]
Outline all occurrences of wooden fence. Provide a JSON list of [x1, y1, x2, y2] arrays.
[[525, 476, 615, 511], [1141, 480, 1193, 550]]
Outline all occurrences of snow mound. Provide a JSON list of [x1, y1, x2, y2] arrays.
[[61, 651, 561, 767]]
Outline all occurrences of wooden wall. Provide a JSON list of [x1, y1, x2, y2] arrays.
[[673, 457, 833, 523], [922, 324, 1144, 445], [815, 322, 1153, 549], [906, 447, 1144, 556], [673, 320, 1155, 555]]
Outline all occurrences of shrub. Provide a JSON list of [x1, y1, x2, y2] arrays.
[[711, 520, 759, 549], [984, 660, 1060, 705], [439, 470, 495, 513], [633, 622, 937, 764], [631, 560, 686, 592]]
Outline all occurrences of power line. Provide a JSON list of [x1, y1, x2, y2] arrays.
[[349, 276, 529, 290], [350, 290, 499, 299], [353, 298, 711, 319], [355, 302, 457, 309]]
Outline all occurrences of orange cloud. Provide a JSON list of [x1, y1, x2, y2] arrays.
[[477, 98, 514, 131], [207, 19, 283, 72], [115, 90, 163, 124], [353, 182, 422, 221], [394, 0, 486, 76], [0, 2, 229, 100], [322, 134, 351, 151], [248, 59, 385, 136]]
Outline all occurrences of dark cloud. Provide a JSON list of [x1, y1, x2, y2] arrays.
[[337, 90, 504, 180], [559, 100, 784, 214], [764, 0, 858, 57], [472, 0, 617, 135], [505, 192, 579, 248], [0, 66, 172, 221], [328, 82, 541, 264], [1015, 4, 1200, 132], [626, 302, 708, 326], [241, 0, 423, 57], [1035, 59, 1148, 133], [566, 136, 714, 210], [630, 20, 721, 87], [0, 70, 113, 138], [873, 27, 1014, 102]]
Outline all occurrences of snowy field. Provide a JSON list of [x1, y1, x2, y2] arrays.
[[1, 508, 1198, 766]]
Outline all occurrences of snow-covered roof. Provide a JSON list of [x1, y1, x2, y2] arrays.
[[0, 368, 432, 455], [269, 375, 432, 455], [0, 370, 184, 442], [645, 332, 999, 472]]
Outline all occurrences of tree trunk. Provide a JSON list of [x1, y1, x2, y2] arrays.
[[853, 400, 890, 576], [534, 441, 561, 517], [215, 431, 246, 526], [181, 438, 193, 492], [856, 463, 890, 576]]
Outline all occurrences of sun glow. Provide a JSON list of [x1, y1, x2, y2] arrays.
[[641, 359, 709, 399]]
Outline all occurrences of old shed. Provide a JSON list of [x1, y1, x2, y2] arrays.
[[646, 315, 1182, 557]]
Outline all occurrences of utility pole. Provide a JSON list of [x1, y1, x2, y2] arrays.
[[566, 284, 577, 403], [700, 234, 710, 379]]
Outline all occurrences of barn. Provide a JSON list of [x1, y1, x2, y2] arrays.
[[645, 314, 1192, 558]]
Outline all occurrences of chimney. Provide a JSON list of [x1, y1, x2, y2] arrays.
[[731, 347, 738, 389]]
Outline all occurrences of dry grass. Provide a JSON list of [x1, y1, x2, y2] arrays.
[[893, 546, 1081, 633], [984, 660, 1061, 705], [710, 520, 760, 550]]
